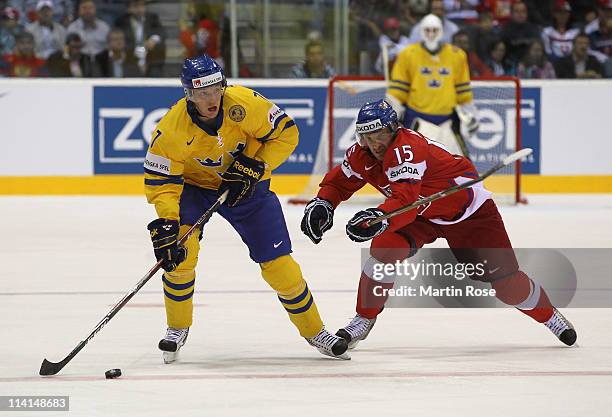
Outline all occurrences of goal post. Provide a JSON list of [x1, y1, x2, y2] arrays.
[[289, 75, 524, 205]]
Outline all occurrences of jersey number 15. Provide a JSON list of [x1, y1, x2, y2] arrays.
[[393, 145, 413, 164]]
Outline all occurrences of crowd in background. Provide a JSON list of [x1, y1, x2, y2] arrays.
[[0, 0, 610, 79], [351, 0, 612, 79]]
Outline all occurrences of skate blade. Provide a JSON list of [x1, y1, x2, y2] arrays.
[[317, 348, 351, 360], [162, 351, 179, 364]]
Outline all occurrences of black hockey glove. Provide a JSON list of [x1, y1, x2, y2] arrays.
[[219, 153, 265, 207], [147, 218, 187, 272], [346, 208, 389, 242], [301, 197, 334, 244]]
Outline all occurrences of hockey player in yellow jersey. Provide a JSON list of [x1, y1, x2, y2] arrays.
[[386, 14, 479, 156], [144, 55, 349, 362]]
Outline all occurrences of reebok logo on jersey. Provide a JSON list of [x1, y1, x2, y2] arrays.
[[356, 119, 383, 134]]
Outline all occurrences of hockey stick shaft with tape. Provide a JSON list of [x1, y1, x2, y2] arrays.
[[39, 190, 229, 376], [367, 148, 532, 226]]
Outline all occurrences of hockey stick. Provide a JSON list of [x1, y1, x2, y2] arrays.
[[39, 190, 229, 376], [367, 148, 532, 226]]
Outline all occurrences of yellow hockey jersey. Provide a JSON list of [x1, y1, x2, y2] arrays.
[[387, 43, 473, 116], [144, 85, 298, 220]]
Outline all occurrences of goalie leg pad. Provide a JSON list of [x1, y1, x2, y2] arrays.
[[163, 225, 201, 329], [261, 255, 324, 339]]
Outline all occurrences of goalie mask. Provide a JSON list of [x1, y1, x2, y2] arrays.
[[419, 14, 443, 52]]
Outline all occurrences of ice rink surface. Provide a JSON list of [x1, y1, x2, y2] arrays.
[[1, 194, 612, 417]]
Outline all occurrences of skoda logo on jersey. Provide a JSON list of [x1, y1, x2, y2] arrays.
[[428, 79, 442, 88], [356, 119, 383, 134], [192, 72, 223, 88]]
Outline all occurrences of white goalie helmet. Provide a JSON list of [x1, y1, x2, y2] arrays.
[[419, 14, 444, 52]]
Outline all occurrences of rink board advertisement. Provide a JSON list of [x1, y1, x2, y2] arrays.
[[93, 84, 326, 175], [1, 79, 612, 188]]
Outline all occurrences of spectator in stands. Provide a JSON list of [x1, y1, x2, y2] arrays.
[[397, 1, 417, 37], [500, 1, 541, 65], [554, 32, 604, 77], [46, 32, 93, 77], [468, 9, 500, 61], [375, 17, 410, 75], [517, 38, 556, 78], [585, 0, 612, 35], [486, 39, 516, 75], [443, 0, 479, 23], [478, 0, 514, 25], [2, 31, 46, 76], [522, 0, 555, 26], [541, 1, 579, 61], [180, 0, 221, 64], [66, 0, 110, 59], [114, 0, 166, 77], [0, 6, 22, 56], [408, 0, 459, 44], [588, 7, 612, 56], [94, 27, 141, 78], [350, 0, 398, 73], [7, 0, 74, 27], [26, 0, 65, 60], [570, 1, 599, 25], [290, 39, 335, 78], [452, 29, 494, 77]]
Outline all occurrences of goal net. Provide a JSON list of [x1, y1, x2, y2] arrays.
[[289, 76, 523, 205]]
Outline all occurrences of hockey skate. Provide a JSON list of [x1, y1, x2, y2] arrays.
[[307, 328, 350, 360], [544, 309, 577, 346], [336, 315, 376, 349], [158, 327, 189, 363]]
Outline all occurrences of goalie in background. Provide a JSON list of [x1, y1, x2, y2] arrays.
[[385, 13, 479, 158]]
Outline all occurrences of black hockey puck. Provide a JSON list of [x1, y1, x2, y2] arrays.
[[105, 369, 122, 379]]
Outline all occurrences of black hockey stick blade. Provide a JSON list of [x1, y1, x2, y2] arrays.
[[40, 342, 86, 376], [368, 148, 533, 226]]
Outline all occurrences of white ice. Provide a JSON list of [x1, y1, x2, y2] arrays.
[[1, 194, 612, 417]]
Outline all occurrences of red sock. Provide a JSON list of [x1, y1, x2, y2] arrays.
[[492, 271, 554, 323], [356, 273, 394, 319]]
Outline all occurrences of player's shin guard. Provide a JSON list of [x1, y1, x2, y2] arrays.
[[162, 226, 200, 329], [260, 255, 323, 339], [491, 270, 554, 323]]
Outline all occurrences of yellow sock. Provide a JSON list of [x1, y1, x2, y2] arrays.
[[261, 255, 323, 339]]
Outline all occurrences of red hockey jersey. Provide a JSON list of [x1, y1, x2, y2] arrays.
[[317, 128, 492, 232]]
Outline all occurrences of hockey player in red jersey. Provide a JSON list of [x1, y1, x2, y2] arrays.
[[301, 99, 577, 349]]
